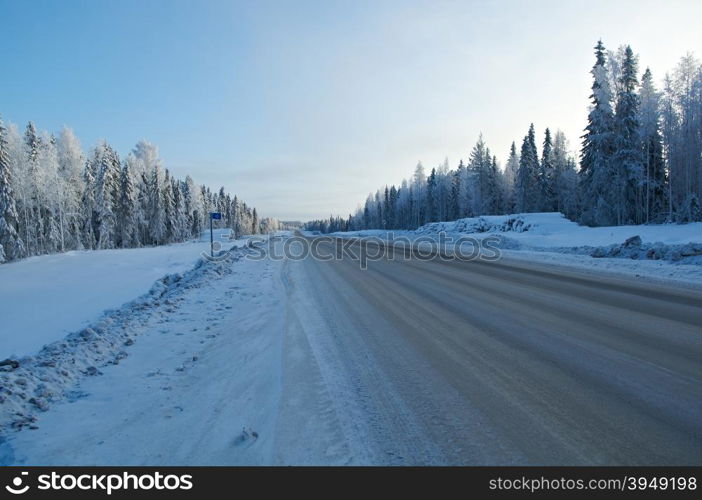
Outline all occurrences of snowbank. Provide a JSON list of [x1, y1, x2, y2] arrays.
[[0, 246, 252, 433], [396, 213, 702, 248], [327, 213, 702, 285], [333, 213, 702, 253], [0, 230, 242, 360]]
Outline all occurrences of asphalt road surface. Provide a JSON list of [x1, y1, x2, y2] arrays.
[[283, 235, 702, 465]]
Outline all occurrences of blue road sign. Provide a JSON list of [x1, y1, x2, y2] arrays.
[[210, 212, 222, 220]]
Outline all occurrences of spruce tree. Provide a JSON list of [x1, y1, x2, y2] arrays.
[[163, 169, 175, 242], [118, 160, 138, 248], [383, 186, 391, 228], [540, 128, 555, 211], [388, 185, 398, 228], [426, 168, 437, 223], [94, 143, 119, 249], [515, 124, 540, 212], [81, 157, 97, 249], [580, 40, 616, 226], [450, 160, 464, 218], [612, 45, 643, 225], [148, 162, 166, 245]]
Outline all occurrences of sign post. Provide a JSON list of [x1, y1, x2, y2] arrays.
[[210, 212, 222, 258]]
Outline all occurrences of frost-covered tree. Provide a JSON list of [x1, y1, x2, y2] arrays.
[[662, 54, 702, 221], [93, 143, 120, 249], [457, 160, 472, 218], [306, 41, 699, 232], [162, 169, 176, 243], [57, 127, 85, 249], [426, 168, 437, 223], [0, 116, 24, 261], [539, 128, 555, 211], [37, 134, 63, 253], [580, 40, 616, 226], [552, 130, 578, 218], [172, 178, 188, 241], [80, 154, 97, 249], [149, 166, 166, 244], [611, 45, 643, 225], [252, 207, 259, 234], [515, 124, 540, 213], [638, 67, 666, 222], [503, 142, 519, 211], [183, 175, 199, 238], [447, 160, 460, 220], [118, 157, 139, 248], [20, 122, 43, 254], [468, 135, 500, 215], [0, 120, 264, 263], [411, 162, 426, 228]]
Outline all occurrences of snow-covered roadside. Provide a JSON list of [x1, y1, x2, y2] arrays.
[[0, 246, 254, 436], [3, 233, 362, 465], [317, 213, 702, 287], [0, 230, 242, 359]]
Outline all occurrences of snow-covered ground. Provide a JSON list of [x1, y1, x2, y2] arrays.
[[321, 213, 702, 286], [0, 233, 354, 465], [0, 230, 239, 359], [1, 244, 286, 464], [0, 227, 699, 465]]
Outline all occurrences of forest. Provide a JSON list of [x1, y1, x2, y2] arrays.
[[0, 122, 280, 263], [305, 42, 702, 233]]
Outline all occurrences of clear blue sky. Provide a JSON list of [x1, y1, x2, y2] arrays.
[[1, 0, 700, 220]]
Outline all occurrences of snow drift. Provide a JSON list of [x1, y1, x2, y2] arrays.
[[0, 247, 250, 433]]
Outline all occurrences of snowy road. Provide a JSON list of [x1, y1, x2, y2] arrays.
[[283, 236, 702, 465], [5, 235, 702, 465]]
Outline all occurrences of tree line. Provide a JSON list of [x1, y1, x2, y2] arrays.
[[0, 121, 280, 263], [305, 42, 702, 233]]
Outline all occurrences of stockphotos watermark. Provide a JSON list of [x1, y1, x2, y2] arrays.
[[201, 232, 503, 268], [4, 470, 193, 495]]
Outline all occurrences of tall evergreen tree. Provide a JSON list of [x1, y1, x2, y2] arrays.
[[38, 134, 63, 253], [540, 128, 555, 211], [388, 185, 398, 228], [118, 159, 139, 248], [504, 142, 519, 211], [383, 186, 391, 228], [57, 127, 85, 249], [580, 40, 616, 226], [426, 168, 437, 223], [638, 67, 666, 222], [612, 45, 643, 224], [148, 161, 166, 245], [163, 169, 175, 242], [94, 143, 120, 249], [515, 124, 540, 212], [0, 116, 24, 261], [251, 207, 259, 234]]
